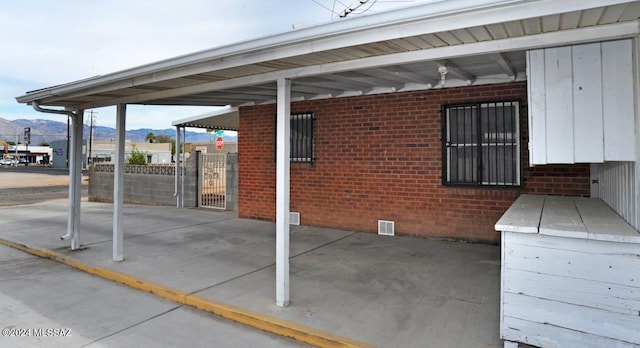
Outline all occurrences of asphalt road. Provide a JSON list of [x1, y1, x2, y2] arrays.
[[0, 165, 74, 176]]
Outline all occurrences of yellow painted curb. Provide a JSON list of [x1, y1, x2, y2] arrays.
[[0, 238, 374, 348]]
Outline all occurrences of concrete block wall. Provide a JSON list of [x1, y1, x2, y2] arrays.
[[89, 162, 197, 207], [238, 82, 591, 243]]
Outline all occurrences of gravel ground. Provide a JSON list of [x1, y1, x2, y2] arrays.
[[0, 185, 88, 206], [0, 171, 70, 189], [0, 170, 87, 206]]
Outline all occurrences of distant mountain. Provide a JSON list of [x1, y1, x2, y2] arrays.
[[0, 118, 236, 145]]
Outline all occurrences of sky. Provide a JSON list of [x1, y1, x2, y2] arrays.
[[1, 0, 421, 131]]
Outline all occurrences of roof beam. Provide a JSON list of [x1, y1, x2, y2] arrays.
[[348, 71, 406, 90], [305, 76, 371, 92], [368, 66, 429, 85], [75, 21, 640, 109], [204, 89, 276, 100], [433, 60, 476, 85], [252, 83, 339, 98], [289, 82, 344, 95], [320, 73, 381, 89], [492, 53, 517, 80]]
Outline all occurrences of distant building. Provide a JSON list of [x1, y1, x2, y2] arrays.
[[50, 140, 171, 168], [6, 144, 53, 165], [91, 141, 172, 165]]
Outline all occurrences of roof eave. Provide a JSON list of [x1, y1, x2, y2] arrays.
[[15, 0, 637, 106]]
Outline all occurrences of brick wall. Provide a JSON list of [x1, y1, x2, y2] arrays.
[[238, 82, 590, 243]]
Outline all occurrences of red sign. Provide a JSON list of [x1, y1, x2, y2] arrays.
[[215, 137, 224, 151]]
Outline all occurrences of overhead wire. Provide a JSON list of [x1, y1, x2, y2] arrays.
[[353, 0, 378, 15], [310, 0, 341, 19], [310, 0, 417, 19]]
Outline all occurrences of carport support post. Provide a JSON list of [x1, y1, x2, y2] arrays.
[[113, 104, 126, 261], [71, 109, 84, 249], [174, 126, 181, 208], [67, 109, 83, 250], [275, 77, 291, 307]]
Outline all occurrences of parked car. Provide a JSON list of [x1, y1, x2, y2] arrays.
[[0, 156, 18, 166]]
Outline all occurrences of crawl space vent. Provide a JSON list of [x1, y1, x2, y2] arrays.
[[378, 220, 395, 236], [289, 212, 300, 226]]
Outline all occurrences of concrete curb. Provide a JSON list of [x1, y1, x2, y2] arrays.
[[0, 238, 374, 348]]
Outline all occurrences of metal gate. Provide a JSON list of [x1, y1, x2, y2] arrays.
[[199, 153, 226, 209]]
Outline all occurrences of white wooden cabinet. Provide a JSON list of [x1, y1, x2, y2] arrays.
[[527, 39, 636, 165], [496, 195, 640, 348]]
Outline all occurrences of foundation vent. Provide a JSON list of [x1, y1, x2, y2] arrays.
[[290, 212, 300, 226], [378, 220, 395, 236]]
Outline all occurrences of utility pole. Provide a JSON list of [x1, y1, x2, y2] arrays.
[[87, 110, 97, 167], [23, 127, 30, 165], [15, 133, 19, 167]]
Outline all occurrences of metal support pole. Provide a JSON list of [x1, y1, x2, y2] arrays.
[[275, 78, 291, 307], [65, 115, 77, 245], [113, 104, 126, 261], [181, 127, 186, 208], [71, 110, 84, 249], [633, 36, 640, 230], [66, 117, 70, 168], [174, 126, 180, 208]]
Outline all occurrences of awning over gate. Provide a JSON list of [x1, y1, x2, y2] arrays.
[[172, 106, 239, 131]]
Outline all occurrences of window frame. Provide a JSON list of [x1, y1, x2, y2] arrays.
[[441, 100, 521, 187], [274, 112, 315, 163]]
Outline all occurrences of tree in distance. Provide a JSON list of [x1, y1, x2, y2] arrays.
[[127, 144, 147, 165]]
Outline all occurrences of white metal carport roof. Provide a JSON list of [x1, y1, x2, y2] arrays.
[[16, 0, 640, 110]]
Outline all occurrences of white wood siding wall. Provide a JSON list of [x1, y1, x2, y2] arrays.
[[527, 39, 636, 165], [592, 162, 638, 230]]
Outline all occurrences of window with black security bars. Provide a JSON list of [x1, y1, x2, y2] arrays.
[[274, 112, 315, 162], [442, 101, 520, 186]]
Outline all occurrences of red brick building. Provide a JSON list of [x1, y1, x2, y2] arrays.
[[238, 82, 590, 243]]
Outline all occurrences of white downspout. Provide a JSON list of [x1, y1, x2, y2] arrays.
[[174, 126, 180, 208], [31, 102, 80, 244], [181, 127, 186, 208]]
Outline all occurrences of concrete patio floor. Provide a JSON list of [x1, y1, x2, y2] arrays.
[[0, 199, 502, 347]]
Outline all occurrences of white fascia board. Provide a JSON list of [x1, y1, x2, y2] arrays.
[[16, 0, 635, 105], [76, 21, 640, 109]]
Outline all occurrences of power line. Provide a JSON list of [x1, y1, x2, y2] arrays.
[[352, 0, 378, 15], [310, 0, 340, 18], [310, 0, 417, 19], [339, 0, 371, 17]]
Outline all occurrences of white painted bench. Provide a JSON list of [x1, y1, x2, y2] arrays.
[[495, 194, 640, 348]]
